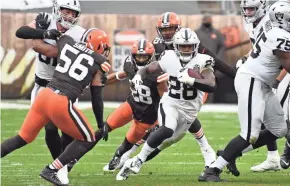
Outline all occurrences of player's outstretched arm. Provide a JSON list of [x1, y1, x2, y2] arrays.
[[91, 70, 108, 141], [32, 39, 58, 57], [157, 81, 168, 97], [106, 71, 127, 85], [194, 69, 216, 92], [199, 43, 236, 78]]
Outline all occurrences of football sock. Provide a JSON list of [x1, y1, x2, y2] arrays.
[[137, 142, 155, 162], [50, 159, 63, 170], [188, 119, 209, 149], [267, 150, 280, 159], [145, 148, 161, 162], [210, 156, 228, 170], [1, 135, 27, 158], [252, 129, 278, 150], [45, 122, 62, 159], [266, 140, 278, 151], [57, 130, 103, 165], [61, 132, 74, 151], [115, 137, 134, 157], [222, 135, 249, 162]]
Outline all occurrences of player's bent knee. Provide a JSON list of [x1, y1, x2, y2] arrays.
[[18, 132, 36, 143], [158, 126, 174, 139], [239, 133, 259, 144]]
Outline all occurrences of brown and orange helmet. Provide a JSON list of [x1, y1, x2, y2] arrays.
[[83, 28, 111, 57], [156, 12, 181, 45], [131, 38, 155, 69]]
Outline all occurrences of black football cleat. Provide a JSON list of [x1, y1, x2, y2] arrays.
[[198, 167, 223, 182], [280, 142, 290, 169], [40, 166, 67, 186], [217, 150, 241, 177]]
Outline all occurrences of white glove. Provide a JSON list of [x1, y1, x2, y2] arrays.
[[272, 88, 277, 94], [131, 74, 143, 89], [177, 69, 195, 86]]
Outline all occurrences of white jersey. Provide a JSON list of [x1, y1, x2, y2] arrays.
[[35, 13, 86, 81], [243, 13, 269, 45], [239, 17, 290, 86], [159, 50, 214, 122]]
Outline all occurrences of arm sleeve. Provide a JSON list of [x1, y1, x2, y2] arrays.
[[15, 26, 45, 39], [90, 85, 104, 128]]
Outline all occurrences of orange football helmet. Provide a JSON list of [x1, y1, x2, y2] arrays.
[[83, 28, 111, 57], [156, 12, 181, 45], [131, 38, 155, 69]]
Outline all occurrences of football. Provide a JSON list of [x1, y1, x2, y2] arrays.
[[188, 68, 203, 79]]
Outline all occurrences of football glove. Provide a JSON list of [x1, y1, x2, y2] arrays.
[[177, 68, 195, 86], [131, 74, 143, 89], [99, 122, 109, 141], [35, 12, 51, 30], [43, 29, 61, 40]]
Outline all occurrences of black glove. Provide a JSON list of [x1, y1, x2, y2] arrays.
[[43, 29, 61, 40], [272, 79, 281, 89], [35, 12, 51, 30], [99, 122, 109, 141], [101, 73, 108, 85]]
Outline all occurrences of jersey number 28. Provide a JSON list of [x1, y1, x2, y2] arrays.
[[168, 76, 197, 100], [131, 84, 152, 104], [56, 44, 94, 81]]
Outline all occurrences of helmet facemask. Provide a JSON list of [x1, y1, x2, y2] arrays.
[[157, 25, 180, 45], [175, 43, 199, 63]]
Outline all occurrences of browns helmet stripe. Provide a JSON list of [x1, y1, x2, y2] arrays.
[[162, 12, 170, 23], [81, 28, 94, 42], [137, 38, 146, 52]]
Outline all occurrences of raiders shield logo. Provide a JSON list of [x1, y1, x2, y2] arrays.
[[193, 64, 200, 71], [275, 12, 284, 23]]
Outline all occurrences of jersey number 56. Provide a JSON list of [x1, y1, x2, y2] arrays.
[[56, 44, 93, 81]]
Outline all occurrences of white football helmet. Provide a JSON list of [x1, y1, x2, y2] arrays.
[[269, 1, 290, 32], [52, 0, 81, 29], [173, 28, 200, 63], [241, 0, 267, 23]]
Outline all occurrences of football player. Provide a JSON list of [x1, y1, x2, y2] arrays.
[[100, 38, 169, 172], [1, 28, 111, 185], [15, 0, 87, 176], [199, 1, 290, 182], [117, 28, 217, 180], [117, 11, 238, 170], [232, 0, 290, 173]]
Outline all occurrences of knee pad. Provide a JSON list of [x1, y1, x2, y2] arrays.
[[188, 119, 201, 133], [158, 126, 174, 139]]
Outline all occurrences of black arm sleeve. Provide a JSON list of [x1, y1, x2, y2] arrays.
[[198, 43, 236, 78], [194, 82, 216, 93], [90, 86, 104, 128], [15, 26, 45, 39]]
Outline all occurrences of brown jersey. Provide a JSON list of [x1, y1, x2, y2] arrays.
[[48, 35, 107, 102], [123, 56, 161, 124]]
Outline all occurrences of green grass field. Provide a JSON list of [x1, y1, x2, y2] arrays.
[[1, 109, 290, 186]]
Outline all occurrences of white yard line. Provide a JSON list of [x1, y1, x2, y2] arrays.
[[1, 101, 238, 113]]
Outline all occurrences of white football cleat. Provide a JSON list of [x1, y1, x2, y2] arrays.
[[251, 158, 281, 172], [116, 156, 144, 180], [116, 152, 131, 170], [201, 146, 216, 167], [57, 165, 69, 184]]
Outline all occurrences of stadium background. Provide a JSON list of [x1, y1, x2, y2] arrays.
[[1, 0, 262, 103]]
